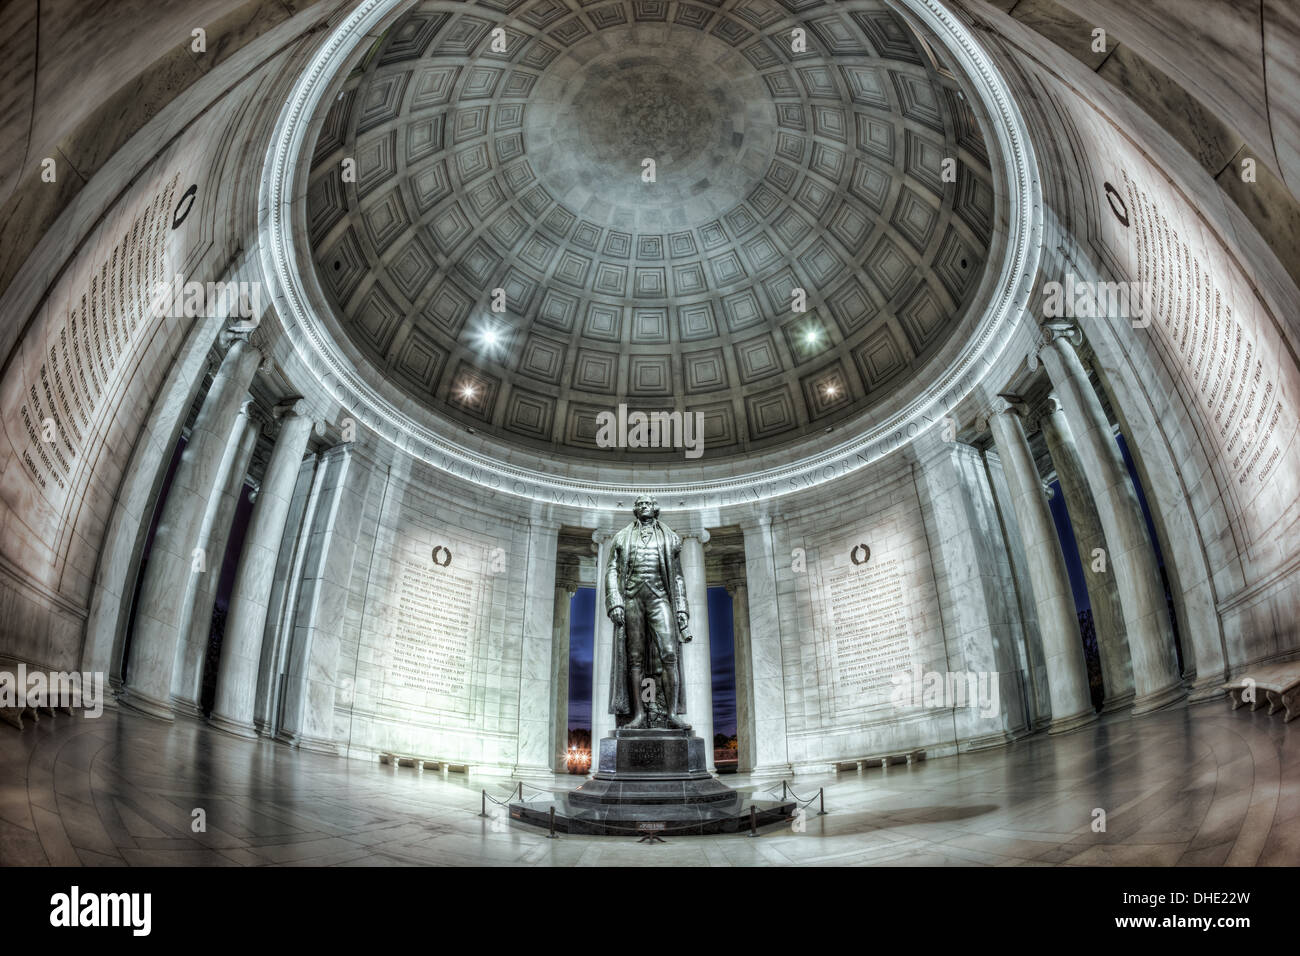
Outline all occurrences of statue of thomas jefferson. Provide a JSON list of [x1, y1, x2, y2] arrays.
[[605, 495, 693, 730]]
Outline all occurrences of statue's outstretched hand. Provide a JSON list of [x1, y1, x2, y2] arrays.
[[609, 607, 625, 626]]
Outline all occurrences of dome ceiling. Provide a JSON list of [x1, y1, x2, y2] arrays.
[[305, 0, 997, 462]]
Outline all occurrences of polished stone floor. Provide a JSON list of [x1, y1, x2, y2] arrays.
[[1, 699, 1296, 866]]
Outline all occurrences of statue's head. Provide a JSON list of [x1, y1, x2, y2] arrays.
[[633, 494, 660, 522]]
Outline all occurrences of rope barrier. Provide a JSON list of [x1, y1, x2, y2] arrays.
[[779, 780, 828, 815], [478, 782, 522, 815]]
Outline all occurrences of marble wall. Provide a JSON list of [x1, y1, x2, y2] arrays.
[[0, 0, 1297, 793], [966, 0, 1300, 682], [0, 4, 348, 687], [324, 458, 555, 771]]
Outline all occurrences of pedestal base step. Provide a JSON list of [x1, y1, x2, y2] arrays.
[[509, 728, 795, 835], [509, 793, 795, 837]]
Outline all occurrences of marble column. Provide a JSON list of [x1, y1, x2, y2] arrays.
[[171, 401, 259, 717], [277, 445, 369, 752], [917, 437, 1030, 746], [551, 559, 578, 773], [122, 333, 262, 720], [983, 448, 1053, 731], [252, 454, 323, 736], [680, 530, 714, 772], [209, 400, 317, 738], [1038, 325, 1184, 714], [514, 520, 559, 778], [590, 530, 614, 756], [723, 558, 754, 773], [739, 516, 791, 777], [1040, 393, 1136, 711], [987, 399, 1097, 733]]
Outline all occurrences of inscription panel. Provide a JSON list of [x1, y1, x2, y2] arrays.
[[1061, 88, 1300, 541], [13, 174, 179, 496], [828, 556, 914, 707], [386, 559, 475, 704]]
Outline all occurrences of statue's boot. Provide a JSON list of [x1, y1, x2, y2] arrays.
[[662, 662, 691, 731], [624, 666, 649, 729]]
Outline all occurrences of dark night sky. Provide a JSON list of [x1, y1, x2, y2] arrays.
[[1047, 478, 1091, 612], [568, 585, 738, 738]]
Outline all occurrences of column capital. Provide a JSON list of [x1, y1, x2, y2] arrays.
[[219, 324, 269, 358], [219, 326, 252, 349], [680, 528, 710, 545], [273, 397, 310, 419], [267, 398, 324, 441], [1040, 321, 1085, 350], [979, 393, 1026, 431], [555, 570, 581, 594], [721, 557, 748, 593]]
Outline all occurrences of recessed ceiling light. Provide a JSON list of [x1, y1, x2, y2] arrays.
[[482, 328, 500, 349], [804, 329, 820, 346], [460, 383, 477, 400]]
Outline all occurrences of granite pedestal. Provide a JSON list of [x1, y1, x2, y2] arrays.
[[510, 728, 794, 836]]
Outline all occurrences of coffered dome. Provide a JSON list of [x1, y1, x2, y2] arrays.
[[304, 0, 999, 462]]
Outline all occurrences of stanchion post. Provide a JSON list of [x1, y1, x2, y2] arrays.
[[548, 806, 558, 839], [480, 790, 487, 817], [747, 805, 758, 837], [818, 787, 826, 815], [782, 780, 788, 800]]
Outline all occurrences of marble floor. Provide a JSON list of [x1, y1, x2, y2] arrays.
[[1, 699, 1296, 866]]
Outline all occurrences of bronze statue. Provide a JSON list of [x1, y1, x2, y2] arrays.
[[605, 494, 693, 730]]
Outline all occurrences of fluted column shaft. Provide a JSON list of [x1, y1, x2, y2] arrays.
[[680, 531, 714, 771], [171, 403, 259, 717], [988, 404, 1096, 733], [276, 445, 366, 751], [1038, 328, 1184, 714], [209, 404, 316, 737], [123, 337, 262, 719], [1040, 394, 1136, 710]]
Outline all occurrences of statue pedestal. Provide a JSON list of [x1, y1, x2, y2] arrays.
[[596, 727, 711, 777], [510, 729, 794, 836]]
